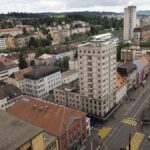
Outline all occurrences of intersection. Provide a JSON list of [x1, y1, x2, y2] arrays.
[[83, 74, 150, 150]]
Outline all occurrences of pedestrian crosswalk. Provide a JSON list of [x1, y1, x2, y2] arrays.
[[122, 117, 137, 126], [126, 132, 144, 150], [97, 127, 112, 139]]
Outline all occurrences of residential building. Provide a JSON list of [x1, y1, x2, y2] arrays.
[[124, 5, 137, 41], [0, 34, 15, 50], [0, 62, 8, 81], [59, 29, 71, 40], [133, 59, 144, 85], [35, 54, 55, 65], [23, 50, 36, 66], [54, 79, 81, 110], [138, 55, 149, 78], [5, 61, 19, 76], [0, 28, 23, 36], [49, 29, 61, 45], [0, 83, 22, 110], [121, 48, 133, 61], [71, 21, 91, 35], [117, 62, 137, 90], [78, 33, 117, 117], [24, 65, 61, 99], [133, 27, 142, 44], [8, 67, 33, 92], [16, 24, 34, 33], [121, 46, 150, 61], [14, 35, 31, 48], [0, 38, 6, 50], [0, 110, 44, 150], [54, 33, 118, 119], [142, 26, 150, 42], [116, 72, 127, 104], [132, 47, 150, 60], [53, 49, 74, 60], [69, 59, 79, 71], [0, 56, 19, 78], [61, 70, 79, 84], [33, 31, 44, 39], [7, 95, 89, 150]]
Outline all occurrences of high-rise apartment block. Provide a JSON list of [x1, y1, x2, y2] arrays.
[[78, 33, 117, 117], [124, 5, 137, 41], [54, 33, 118, 118]]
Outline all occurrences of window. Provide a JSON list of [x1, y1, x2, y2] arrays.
[[87, 56, 92, 60], [26, 147, 32, 150]]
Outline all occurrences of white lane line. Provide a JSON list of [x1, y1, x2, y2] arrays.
[[133, 94, 150, 118]]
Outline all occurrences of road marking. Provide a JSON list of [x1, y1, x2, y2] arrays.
[[122, 117, 137, 126], [125, 85, 150, 116], [133, 94, 150, 118], [126, 132, 144, 150], [97, 127, 112, 139]]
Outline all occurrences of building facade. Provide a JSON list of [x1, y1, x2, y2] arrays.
[[117, 62, 137, 90], [116, 72, 127, 104], [0, 83, 22, 110], [0, 38, 7, 50], [61, 70, 79, 84], [0, 110, 44, 150], [0, 62, 8, 81], [121, 46, 150, 61], [7, 96, 89, 150], [78, 33, 117, 117], [24, 65, 61, 99], [124, 5, 137, 41], [8, 67, 33, 92]]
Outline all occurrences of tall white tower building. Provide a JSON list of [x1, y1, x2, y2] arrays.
[[78, 33, 117, 117], [123, 5, 137, 41]]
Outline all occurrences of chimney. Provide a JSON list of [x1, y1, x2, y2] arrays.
[[32, 104, 38, 110], [44, 106, 48, 112]]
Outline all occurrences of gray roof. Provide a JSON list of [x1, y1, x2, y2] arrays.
[[0, 110, 43, 150], [0, 83, 22, 99], [57, 79, 79, 93], [24, 64, 60, 80], [117, 62, 136, 75]]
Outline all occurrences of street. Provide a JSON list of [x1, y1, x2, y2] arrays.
[[83, 75, 150, 150]]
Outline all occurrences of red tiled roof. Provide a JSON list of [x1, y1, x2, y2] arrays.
[[7, 96, 86, 137], [116, 72, 126, 89], [10, 67, 33, 80]]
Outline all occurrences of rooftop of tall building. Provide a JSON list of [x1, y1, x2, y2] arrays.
[[24, 64, 60, 80]]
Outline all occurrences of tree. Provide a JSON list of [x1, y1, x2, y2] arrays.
[[29, 37, 37, 47], [30, 60, 35, 66], [63, 56, 70, 69], [18, 52, 27, 69]]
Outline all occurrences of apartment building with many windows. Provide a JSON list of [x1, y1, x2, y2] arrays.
[[24, 65, 61, 99], [123, 5, 137, 41], [78, 33, 117, 117], [54, 33, 118, 119]]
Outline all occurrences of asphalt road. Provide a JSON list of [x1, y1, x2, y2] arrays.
[[83, 75, 150, 150]]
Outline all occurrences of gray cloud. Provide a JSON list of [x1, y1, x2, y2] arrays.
[[0, 0, 149, 13]]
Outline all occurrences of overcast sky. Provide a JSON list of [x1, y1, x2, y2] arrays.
[[0, 0, 149, 13]]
